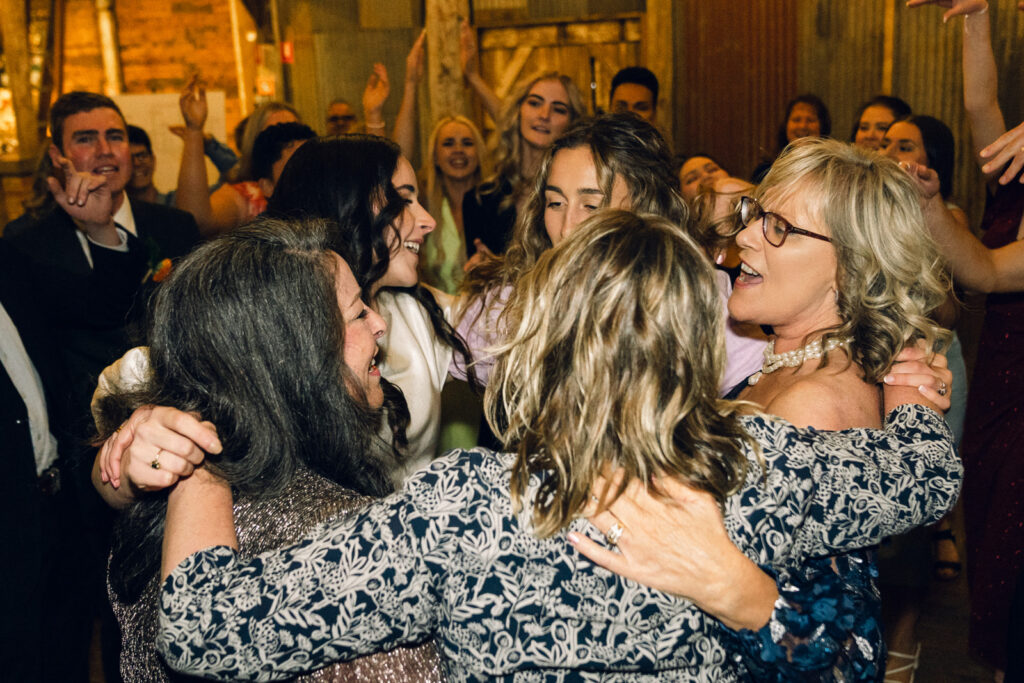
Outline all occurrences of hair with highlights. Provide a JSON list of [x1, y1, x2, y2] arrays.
[[482, 71, 586, 210], [462, 113, 687, 313], [425, 114, 490, 216], [757, 137, 950, 382], [235, 101, 300, 181], [487, 210, 754, 537]]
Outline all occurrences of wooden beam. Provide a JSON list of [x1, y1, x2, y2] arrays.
[[425, 0, 470, 124], [642, 0, 673, 140], [0, 0, 42, 160]]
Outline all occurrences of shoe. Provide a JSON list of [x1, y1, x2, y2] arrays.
[[884, 643, 921, 683], [932, 527, 962, 581]]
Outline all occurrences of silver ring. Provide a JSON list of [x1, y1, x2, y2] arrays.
[[937, 381, 948, 397], [606, 522, 624, 546]]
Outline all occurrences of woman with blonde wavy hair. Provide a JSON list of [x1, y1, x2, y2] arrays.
[[153, 210, 959, 681], [573, 136, 954, 680], [462, 71, 585, 259]]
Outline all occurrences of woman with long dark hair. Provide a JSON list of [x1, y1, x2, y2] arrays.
[[267, 135, 473, 480], [93, 217, 442, 681]]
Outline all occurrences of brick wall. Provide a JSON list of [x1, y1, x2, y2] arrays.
[[60, 0, 247, 135]]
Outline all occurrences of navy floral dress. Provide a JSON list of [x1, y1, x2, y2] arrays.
[[158, 405, 959, 682]]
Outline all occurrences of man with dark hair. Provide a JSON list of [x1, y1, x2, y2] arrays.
[[609, 66, 659, 124], [250, 121, 316, 198], [2, 91, 200, 679], [126, 123, 238, 206]]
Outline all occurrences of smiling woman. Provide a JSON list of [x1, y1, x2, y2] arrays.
[[462, 71, 585, 257]]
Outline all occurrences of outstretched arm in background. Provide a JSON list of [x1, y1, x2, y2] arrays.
[[363, 63, 391, 138], [393, 29, 426, 160], [460, 19, 502, 123], [172, 75, 247, 237]]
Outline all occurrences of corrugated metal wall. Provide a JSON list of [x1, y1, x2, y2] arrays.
[[797, 0, 1024, 223], [674, 1, 798, 179]]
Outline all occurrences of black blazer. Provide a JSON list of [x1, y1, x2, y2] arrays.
[[3, 199, 200, 439]]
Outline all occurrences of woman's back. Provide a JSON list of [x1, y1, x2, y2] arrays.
[[157, 406, 958, 682], [112, 467, 442, 681]]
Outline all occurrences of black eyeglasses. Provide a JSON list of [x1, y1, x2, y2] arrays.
[[735, 196, 832, 247]]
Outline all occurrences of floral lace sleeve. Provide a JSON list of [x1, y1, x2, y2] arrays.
[[730, 403, 961, 561], [726, 551, 883, 681]]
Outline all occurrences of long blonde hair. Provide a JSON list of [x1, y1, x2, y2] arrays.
[[488, 210, 754, 537], [424, 114, 490, 215], [757, 137, 951, 382], [481, 71, 585, 210]]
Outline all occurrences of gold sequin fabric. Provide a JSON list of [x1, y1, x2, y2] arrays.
[[109, 468, 443, 682]]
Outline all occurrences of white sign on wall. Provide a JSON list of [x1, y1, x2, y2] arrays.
[[114, 91, 228, 194]]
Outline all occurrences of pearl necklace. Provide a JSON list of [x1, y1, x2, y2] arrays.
[[747, 336, 854, 386]]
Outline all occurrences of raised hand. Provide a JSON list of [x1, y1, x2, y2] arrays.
[[406, 29, 427, 85], [905, 0, 988, 22], [459, 18, 480, 77], [363, 63, 391, 117], [179, 73, 208, 132], [980, 119, 1024, 184], [47, 151, 117, 241]]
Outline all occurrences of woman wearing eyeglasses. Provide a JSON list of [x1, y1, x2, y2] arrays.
[[574, 136, 953, 681]]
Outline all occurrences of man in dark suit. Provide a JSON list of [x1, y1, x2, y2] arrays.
[[5, 91, 199, 429], [2, 91, 199, 681], [0, 239, 93, 681]]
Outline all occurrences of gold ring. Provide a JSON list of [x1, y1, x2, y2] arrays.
[[606, 522, 624, 546], [151, 448, 163, 470]]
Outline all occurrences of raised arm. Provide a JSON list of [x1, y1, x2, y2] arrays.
[[907, 161, 1024, 292], [393, 29, 425, 160], [908, 0, 1004, 176], [172, 75, 246, 237], [362, 63, 391, 138], [460, 19, 501, 123]]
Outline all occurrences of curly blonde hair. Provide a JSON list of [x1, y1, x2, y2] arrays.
[[756, 137, 951, 382], [481, 72, 585, 210], [487, 210, 755, 537]]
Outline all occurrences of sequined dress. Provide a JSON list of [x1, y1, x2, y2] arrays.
[[961, 180, 1024, 670], [109, 468, 442, 682]]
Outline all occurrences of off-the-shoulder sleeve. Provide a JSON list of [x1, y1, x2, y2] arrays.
[[448, 285, 510, 386], [729, 403, 961, 562], [726, 552, 883, 681], [157, 452, 481, 681]]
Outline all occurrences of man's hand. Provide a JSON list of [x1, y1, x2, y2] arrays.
[[362, 63, 391, 117], [47, 151, 118, 244]]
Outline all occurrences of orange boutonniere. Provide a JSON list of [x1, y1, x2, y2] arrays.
[[152, 258, 173, 282]]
